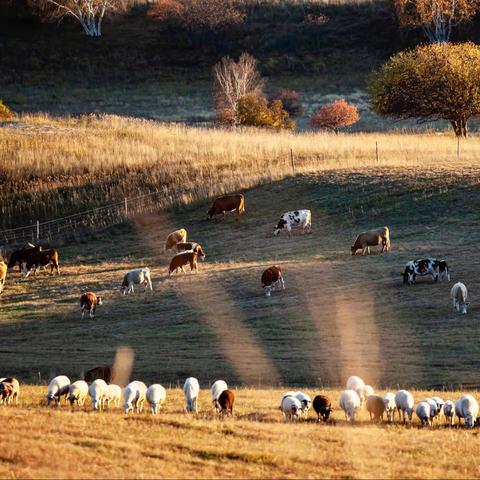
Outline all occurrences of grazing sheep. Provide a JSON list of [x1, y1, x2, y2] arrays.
[[120, 268, 153, 295], [217, 389, 235, 415], [211, 380, 228, 412], [363, 385, 374, 398], [431, 396, 445, 419], [351, 226, 390, 255], [395, 390, 414, 423], [416, 401, 431, 426], [0, 378, 19, 405], [146, 384, 167, 415], [124, 381, 148, 414], [296, 392, 312, 418], [383, 392, 396, 422], [366, 395, 386, 422], [89, 379, 108, 411], [183, 377, 200, 413], [346, 376, 366, 408], [281, 395, 302, 421], [313, 395, 332, 423], [104, 384, 122, 408], [423, 398, 438, 422], [444, 400, 455, 426], [455, 395, 479, 428], [67, 380, 89, 407], [164, 228, 187, 252], [451, 282, 469, 315], [46, 376, 71, 406], [339, 390, 361, 422]]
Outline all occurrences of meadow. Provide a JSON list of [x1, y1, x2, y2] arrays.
[[1, 386, 480, 479]]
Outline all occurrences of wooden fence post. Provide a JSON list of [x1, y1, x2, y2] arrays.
[[375, 141, 379, 162], [36, 220, 40, 241], [457, 137, 460, 159], [124, 197, 128, 218]]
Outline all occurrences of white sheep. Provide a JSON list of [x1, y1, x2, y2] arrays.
[[104, 384, 122, 408], [67, 380, 88, 407], [451, 282, 469, 314], [183, 377, 200, 413], [89, 379, 108, 411], [295, 392, 312, 418], [431, 396, 445, 418], [363, 385, 374, 398], [455, 395, 479, 428], [124, 381, 148, 414], [383, 392, 396, 422], [443, 400, 455, 426], [339, 390, 361, 422], [395, 390, 414, 423], [146, 384, 167, 415], [120, 268, 153, 295], [416, 401, 431, 426], [281, 395, 302, 421], [423, 398, 439, 422], [346, 376, 366, 408], [211, 380, 228, 412], [46, 375, 71, 406]]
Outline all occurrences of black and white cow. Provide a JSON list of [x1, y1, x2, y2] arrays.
[[402, 258, 450, 285], [273, 209, 312, 237]]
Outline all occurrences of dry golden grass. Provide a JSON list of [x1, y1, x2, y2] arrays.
[[1, 113, 479, 229], [1, 386, 479, 479]]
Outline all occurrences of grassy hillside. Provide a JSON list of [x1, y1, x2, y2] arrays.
[[1, 386, 480, 478]]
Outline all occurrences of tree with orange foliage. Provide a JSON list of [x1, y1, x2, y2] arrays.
[[393, 0, 480, 43], [310, 99, 360, 134]]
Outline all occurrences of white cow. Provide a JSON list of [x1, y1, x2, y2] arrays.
[[120, 268, 153, 295], [183, 377, 200, 413], [451, 282, 469, 314], [273, 209, 312, 237]]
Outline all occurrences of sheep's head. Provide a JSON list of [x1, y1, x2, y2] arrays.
[[264, 285, 273, 297], [119, 286, 127, 296], [465, 414, 475, 428], [460, 302, 469, 315]]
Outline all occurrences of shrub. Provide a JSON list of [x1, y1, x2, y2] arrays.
[[369, 42, 480, 137], [268, 89, 303, 116], [0, 100, 14, 121], [310, 99, 359, 134], [237, 94, 295, 130]]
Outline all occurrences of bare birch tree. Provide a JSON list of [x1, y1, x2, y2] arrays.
[[28, 0, 127, 37], [212, 53, 265, 125], [393, 0, 480, 43]]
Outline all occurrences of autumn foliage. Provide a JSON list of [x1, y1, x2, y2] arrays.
[[310, 99, 359, 133], [268, 89, 303, 116], [369, 42, 480, 137], [0, 100, 14, 121], [237, 94, 295, 130]]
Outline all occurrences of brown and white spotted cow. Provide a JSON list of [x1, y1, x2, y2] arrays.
[[175, 242, 206, 261], [402, 258, 450, 285], [80, 292, 103, 320], [261, 265, 285, 297]]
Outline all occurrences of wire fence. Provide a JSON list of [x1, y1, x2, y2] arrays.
[[0, 190, 167, 249]]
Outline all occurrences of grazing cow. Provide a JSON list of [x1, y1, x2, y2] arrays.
[[80, 292, 103, 320], [451, 282, 469, 315], [261, 265, 285, 297], [7, 243, 42, 272], [168, 251, 199, 275], [207, 194, 245, 220], [402, 258, 449, 285], [217, 389, 235, 416], [84, 366, 114, 384], [313, 395, 332, 423], [351, 227, 390, 255], [273, 209, 312, 237], [120, 267, 153, 295], [164, 229, 187, 253], [22, 249, 60, 277], [0, 261, 6, 294], [175, 242, 206, 261], [0, 378, 19, 405]]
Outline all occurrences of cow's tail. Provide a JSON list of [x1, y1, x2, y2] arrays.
[[239, 195, 245, 214]]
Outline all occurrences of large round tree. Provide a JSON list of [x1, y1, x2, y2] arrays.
[[369, 42, 480, 137]]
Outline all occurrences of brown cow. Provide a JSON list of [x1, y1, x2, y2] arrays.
[[207, 194, 245, 220], [84, 366, 114, 384], [22, 249, 60, 277], [168, 251, 199, 275], [7, 244, 42, 272], [351, 227, 390, 255], [313, 395, 332, 423], [261, 265, 285, 297], [164, 229, 187, 253], [366, 395, 386, 422], [0, 377, 19, 405], [80, 292, 103, 320], [217, 389, 235, 415], [0, 261, 6, 294], [175, 242, 206, 261]]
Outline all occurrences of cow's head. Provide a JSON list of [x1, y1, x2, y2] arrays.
[[350, 246, 359, 256], [207, 208, 215, 219], [97, 296, 103, 305], [402, 265, 415, 285], [195, 245, 206, 261], [264, 285, 274, 297], [273, 219, 286, 236], [21, 267, 31, 278]]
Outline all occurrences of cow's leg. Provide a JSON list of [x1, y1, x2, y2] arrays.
[[367, 246, 371, 254], [81, 308, 85, 321], [287, 226, 292, 238], [280, 276, 285, 290], [129, 282, 134, 294]]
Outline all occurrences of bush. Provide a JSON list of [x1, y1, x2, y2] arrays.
[[369, 42, 480, 137], [0, 100, 14, 121], [268, 89, 303, 116], [310, 99, 359, 133], [237, 94, 295, 130]]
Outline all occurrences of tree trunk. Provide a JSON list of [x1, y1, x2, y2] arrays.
[[451, 119, 468, 138]]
